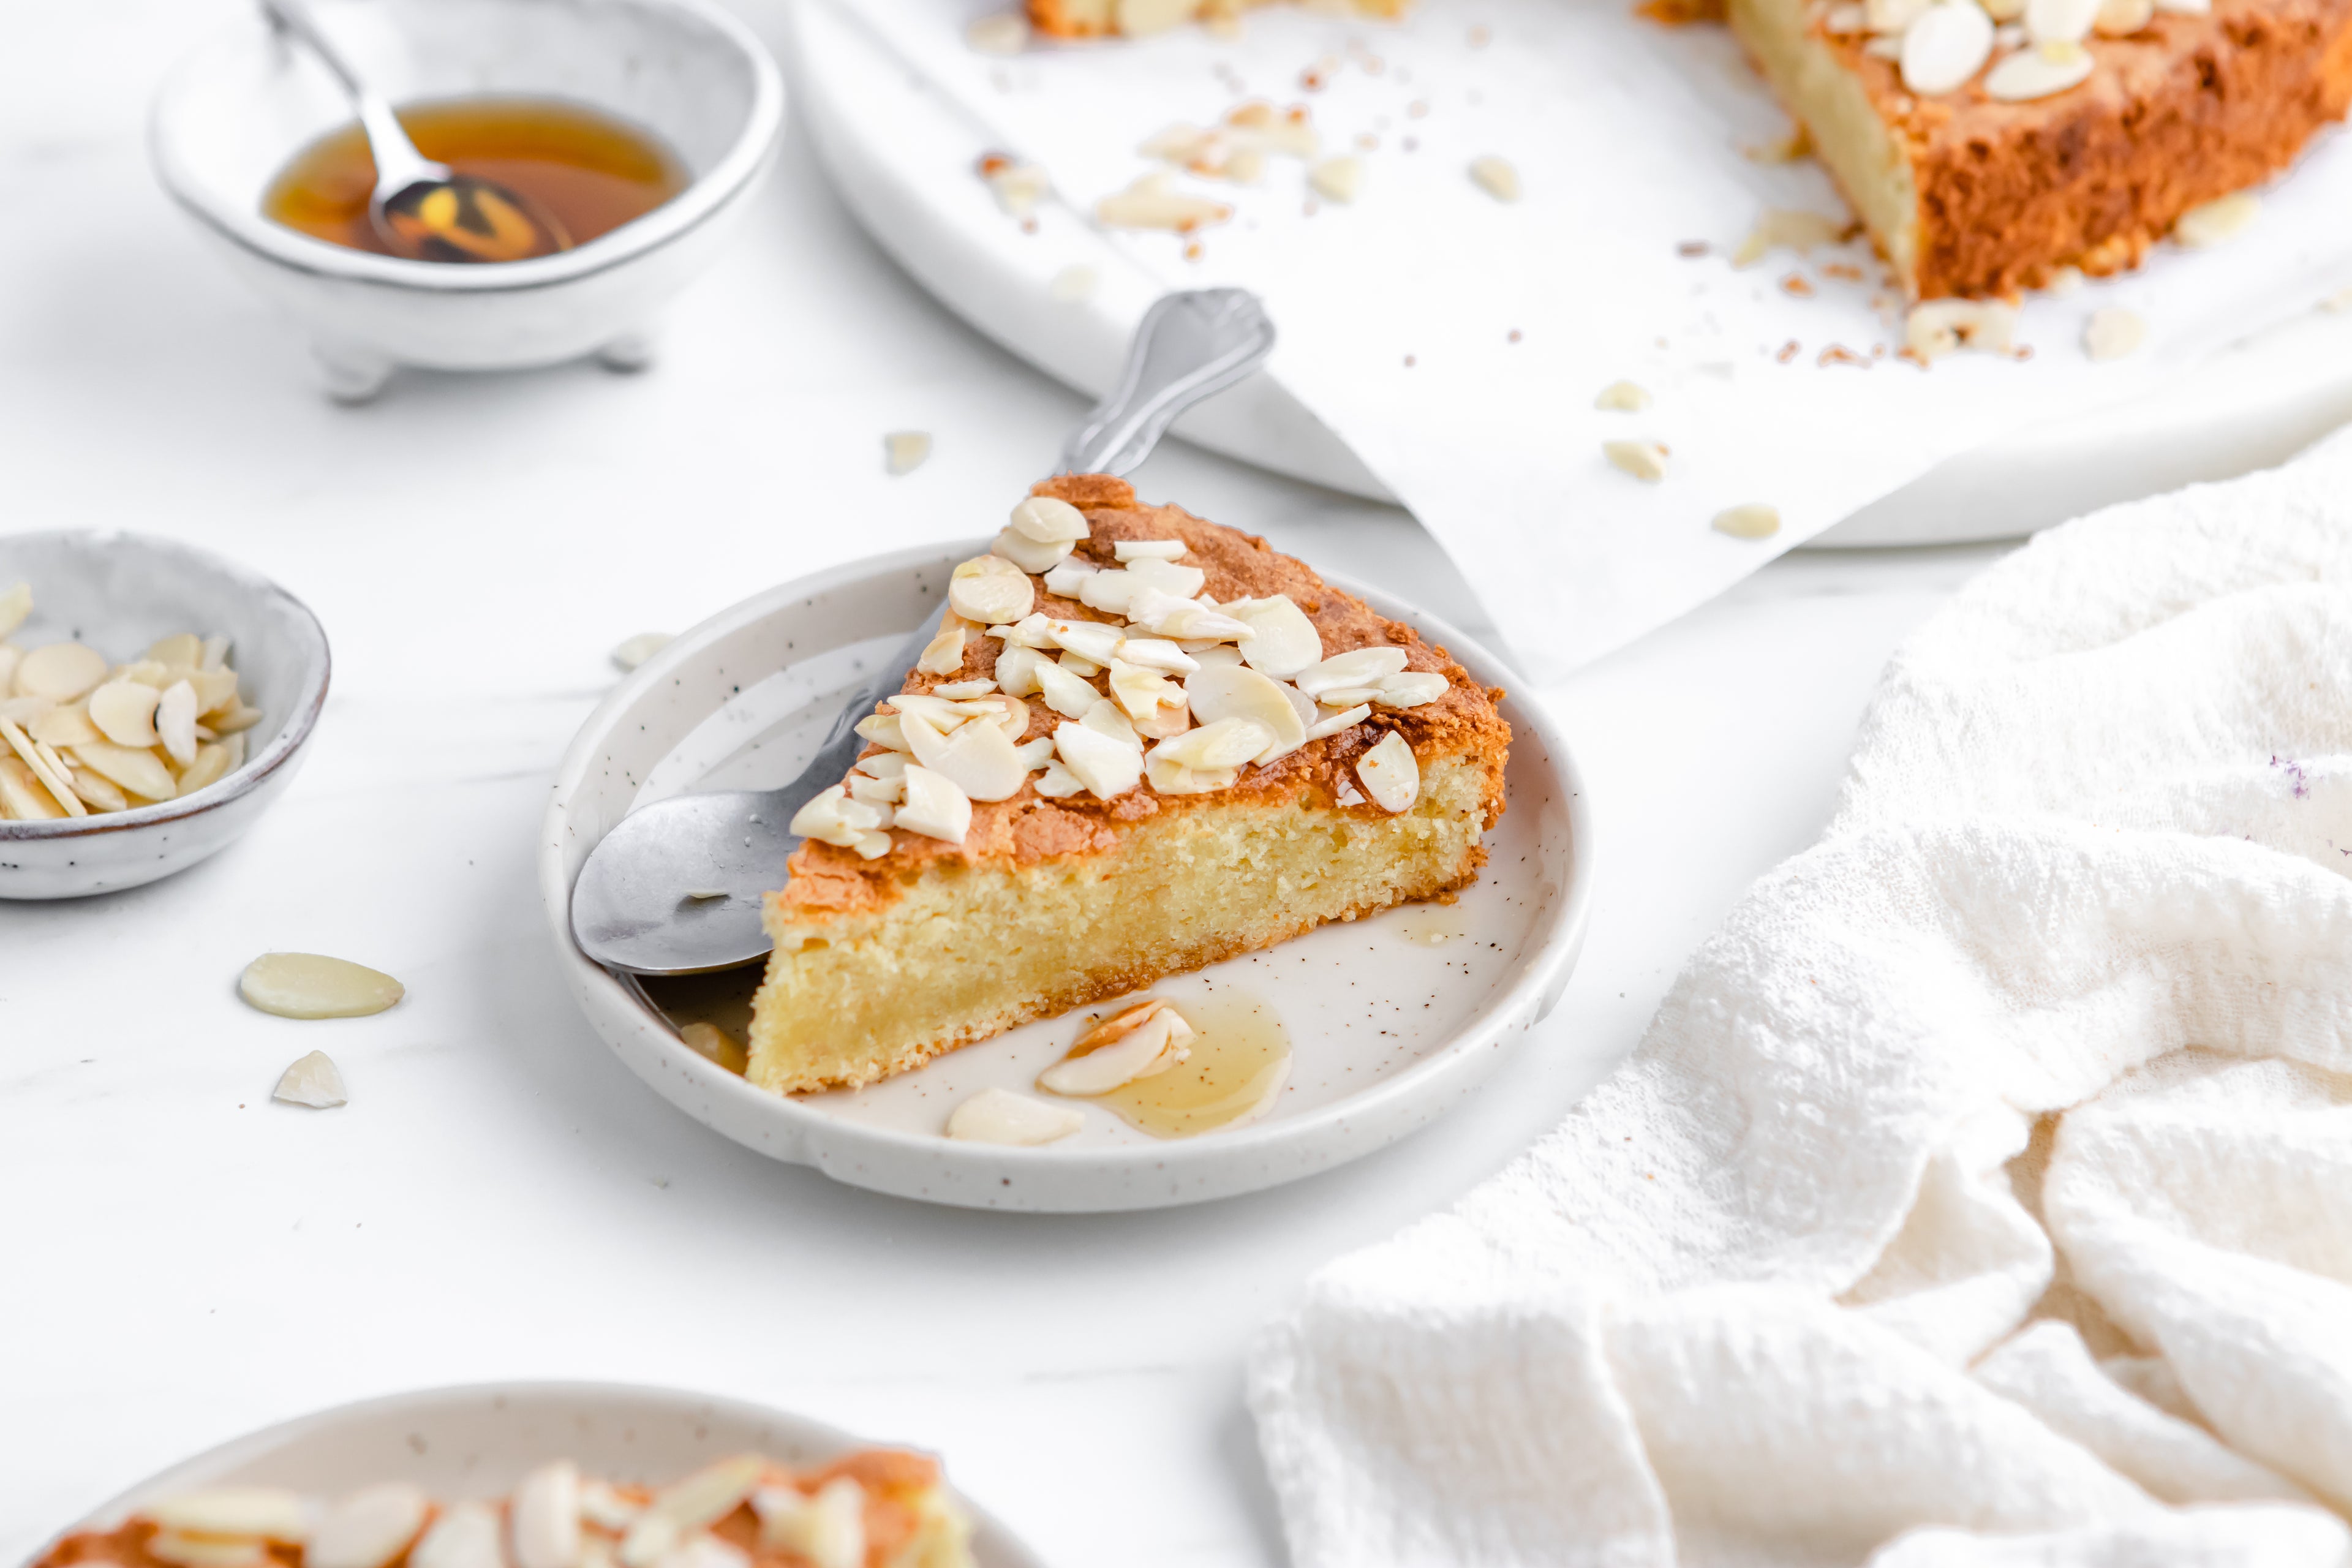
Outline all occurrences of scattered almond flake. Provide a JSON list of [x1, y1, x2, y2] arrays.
[[156, 680, 200, 766], [1984, 37, 2094, 99], [1468, 155, 1521, 203], [933, 677, 998, 699], [916, 622, 968, 677], [0, 755, 67, 819], [946, 1087, 1084, 1144], [948, 554, 1033, 625], [414, 1502, 505, 1568], [0, 581, 28, 640], [508, 1466, 582, 1568], [1355, 731, 1420, 813], [980, 158, 1052, 218], [272, 1049, 349, 1107], [2024, 0, 2098, 41], [1904, 298, 2019, 361], [1776, 339, 1802, 363], [2092, 0, 2152, 28], [991, 525, 1071, 574], [1902, 1, 1994, 93], [148, 1490, 309, 1541], [611, 630, 677, 668], [1, 716, 86, 816], [1052, 722, 1145, 799], [149, 1535, 269, 1568], [1116, 637, 1198, 674], [1047, 615, 1130, 665], [679, 1020, 750, 1073], [1594, 380, 1652, 412], [88, 679, 162, 747], [1302, 703, 1371, 741], [965, 11, 1029, 53], [905, 706, 1030, 801], [1039, 1000, 1194, 1095], [1096, 172, 1232, 233], [895, 764, 972, 843], [854, 712, 910, 752], [1713, 502, 1783, 539], [1308, 156, 1363, 203], [790, 785, 880, 848], [1372, 671, 1449, 708], [311, 1483, 431, 1568], [1112, 538, 1189, 562], [1047, 264, 1098, 303], [1034, 758, 1087, 798], [1603, 439, 1670, 482], [2174, 191, 2258, 249], [1315, 684, 1386, 708], [1032, 658, 1099, 718], [2045, 264, 2086, 295], [2083, 306, 2147, 361], [755, 1477, 868, 1568], [882, 431, 931, 477], [13, 641, 108, 701], [1183, 665, 1306, 763], [239, 952, 405, 1020], [1295, 646, 1408, 699], [852, 829, 891, 860], [1732, 209, 1850, 268]]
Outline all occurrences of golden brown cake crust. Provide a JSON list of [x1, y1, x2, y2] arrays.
[[1820, 0, 2352, 298], [772, 475, 1510, 924]]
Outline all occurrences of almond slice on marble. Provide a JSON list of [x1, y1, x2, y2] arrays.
[[1604, 440, 1669, 482], [946, 1087, 1084, 1145], [883, 431, 931, 477], [274, 1049, 349, 1107], [1468, 155, 1521, 202], [1713, 503, 1783, 539], [239, 953, 405, 1020], [1355, 731, 1420, 812], [1594, 380, 1652, 412], [1308, 156, 1363, 203], [309, 1483, 429, 1568]]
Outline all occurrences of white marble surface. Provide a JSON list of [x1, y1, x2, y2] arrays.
[[1, 4, 2007, 1564]]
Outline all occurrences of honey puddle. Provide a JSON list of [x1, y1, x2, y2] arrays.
[[1093, 990, 1292, 1139], [1392, 902, 1468, 947]]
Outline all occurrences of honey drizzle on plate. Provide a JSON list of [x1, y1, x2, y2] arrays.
[[1093, 990, 1292, 1139]]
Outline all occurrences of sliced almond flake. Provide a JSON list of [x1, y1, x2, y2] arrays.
[[846, 772, 905, 807], [1866, 0, 1931, 26], [753, 1477, 867, 1568], [2, 717, 86, 815], [1040, 559, 1098, 597], [211, 702, 266, 735], [1712, 503, 1784, 540], [853, 829, 892, 860], [1823, 1, 1869, 26], [0, 756, 65, 820], [1603, 439, 1669, 482], [1189, 644, 1246, 669], [1732, 208, 1848, 268], [1356, 730, 1420, 813], [1983, 37, 2093, 100], [1033, 658, 1100, 718], [916, 624, 968, 677], [1594, 380, 1652, 412], [1011, 736, 1055, 771], [1052, 722, 1145, 799], [946, 1087, 1084, 1144], [1034, 759, 1087, 799], [1076, 569, 1142, 615], [0, 582, 28, 641], [89, 680, 162, 747], [178, 743, 233, 794], [905, 708, 1031, 801], [1126, 586, 1252, 642], [1373, 671, 1450, 708], [1107, 658, 1181, 723], [933, 678, 998, 699], [28, 702, 99, 748], [1113, 539, 1190, 562], [146, 632, 202, 667], [993, 645, 1046, 698], [1096, 172, 1233, 233], [883, 431, 931, 477], [619, 1457, 767, 1568], [1468, 155, 1521, 203], [791, 785, 872, 848], [239, 952, 405, 1019], [1315, 685, 1385, 707], [116, 658, 172, 688], [1126, 556, 1208, 598], [156, 680, 200, 766], [2092, 0, 2152, 29], [993, 612, 1057, 650], [148, 1534, 270, 1568], [1080, 698, 1141, 747], [223, 730, 247, 770], [886, 693, 972, 732], [1039, 1002, 1193, 1095], [984, 160, 1052, 218], [70, 741, 174, 801], [2024, 0, 2097, 42], [1044, 617, 1126, 665], [1308, 156, 1363, 203], [0, 646, 19, 693], [1295, 646, 1409, 698], [855, 713, 910, 752], [853, 751, 908, 781], [66, 763, 128, 813], [991, 527, 1072, 575], [2174, 191, 2258, 249], [895, 764, 973, 843], [1335, 779, 1367, 807], [148, 1489, 309, 1540], [1145, 755, 1235, 794], [1902, 2, 1993, 94], [1185, 665, 1306, 763], [1150, 715, 1274, 772], [1302, 703, 1372, 741], [1117, 637, 1199, 674], [611, 633, 673, 673], [273, 1049, 349, 1108], [1010, 496, 1090, 544], [1057, 652, 1102, 679], [2083, 307, 2146, 361], [1905, 298, 2019, 361], [13, 642, 107, 701], [189, 666, 241, 715], [508, 1465, 582, 1568], [948, 554, 1033, 625], [1232, 595, 1322, 678], [309, 1482, 429, 1568], [200, 635, 231, 671], [413, 1502, 505, 1568]]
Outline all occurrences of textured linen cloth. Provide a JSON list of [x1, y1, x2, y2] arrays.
[[1248, 432, 2352, 1567]]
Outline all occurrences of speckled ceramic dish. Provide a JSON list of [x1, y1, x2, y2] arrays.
[[42, 1382, 1041, 1567], [0, 531, 330, 900], [540, 545, 1592, 1212]]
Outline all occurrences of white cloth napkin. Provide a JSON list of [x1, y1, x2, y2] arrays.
[[1246, 431, 2352, 1566], [837, 1, 2352, 677]]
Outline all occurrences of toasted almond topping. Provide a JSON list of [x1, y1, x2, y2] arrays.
[[1824, 1, 1869, 26], [1040, 1001, 1194, 1095], [791, 785, 875, 848], [2092, 0, 2152, 28], [1053, 720, 1146, 798], [1011, 496, 1091, 545], [2024, 0, 2097, 40], [1144, 755, 1235, 794], [1712, 503, 1784, 540], [1373, 671, 1450, 708], [1033, 658, 1100, 718], [1108, 658, 1185, 725], [916, 623, 969, 677], [1302, 703, 1372, 741], [946, 1087, 1084, 1145], [310, 1483, 429, 1568], [1011, 736, 1055, 771], [273, 1049, 349, 1108], [611, 633, 673, 672], [1604, 439, 1669, 482], [1056, 651, 1102, 679], [753, 1477, 867, 1568], [1594, 380, 1653, 412], [854, 713, 910, 752], [852, 829, 892, 859], [1308, 156, 1363, 203], [1112, 540, 1189, 563], [146, 1489, 309, 1542], [2084, 307, 2146, 361], [883, 431, 931, 477], [1983, 37, 2093, 99], [0, 582, 27, 641], [990, 527, 1072, 575], [1034, 759, 1087, 798], [933, 678, 997, 700], [1150, 716, 1274, 774], [1314, 685, 1385, 708], [1468, 155, 1521, 202], [1229, 594, 1322, 677], [895, 765, 972, 843], [414, 1503, 504, 1568], [14, 642, 107, 701], [984, 160, 1052, 218], [1184, 665, 1306, 763], [620, 1457, 766, 1568], [948, 554, 1033, 625], [239, 953, 404, 1020], [846, 772, 903, 807], [148, 1534, 270, 1568], [1355, 731, 1419, 812], [1901, 2, 1992, 94], [1043, 616, 1126, 666], [1039, 558, 1099, 598], [1115, 636, 1199, 674], [2174, 191, 2258, 248], [1295, 646, 1409, 698], [1126, 586, 1252, 641], [1079, 698, 1141, 747], [1096, 172, 1232, 233], [993, 646, 1046, 698], [905, 709, 1031, 801]]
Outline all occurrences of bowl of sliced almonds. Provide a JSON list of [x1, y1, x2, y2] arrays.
[[0, 531, 330, 899]]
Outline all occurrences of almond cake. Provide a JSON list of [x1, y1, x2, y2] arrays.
[[748, 474, 1510, 1096], [34, 1451, 972, 1568]]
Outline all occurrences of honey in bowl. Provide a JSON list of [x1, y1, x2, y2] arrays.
[[262, 96, 688, 260]]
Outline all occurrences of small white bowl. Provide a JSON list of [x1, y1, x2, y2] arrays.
[[0, 531, 330, 900], [149, 0, 785, 401], [46, 1381, 1043, 1567], [540, 546, 1594, 1212]]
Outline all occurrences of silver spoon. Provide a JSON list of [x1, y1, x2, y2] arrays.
[[570, 288, 1278, 975], [260, 0, 571, 263]]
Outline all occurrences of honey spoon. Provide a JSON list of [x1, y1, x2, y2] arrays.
[[570, 288, 1280, 975], [258, 0, 572, 263]]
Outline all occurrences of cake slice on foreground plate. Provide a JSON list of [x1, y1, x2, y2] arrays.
[[1731, 0, 2352, 300], [746, 475, 1509, 1096]]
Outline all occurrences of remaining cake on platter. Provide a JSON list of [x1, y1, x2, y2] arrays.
[[1026, 0, 1407, 37], [747, 474, 1510, 1096], [1730, 0, 2352, 298]]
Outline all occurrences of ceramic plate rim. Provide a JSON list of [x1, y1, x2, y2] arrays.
[[0, 529, 331, 843], [538, 542, 1594, 1207], [37, 1379, 1044, 1568]]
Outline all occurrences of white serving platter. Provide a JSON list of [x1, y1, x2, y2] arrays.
[[42, 1382, 1040, 1567], [540, 544, 1592, 1212], [786, 0, 2352, 548]]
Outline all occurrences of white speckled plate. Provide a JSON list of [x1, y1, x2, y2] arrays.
[[42, 1382, 1040, 1567], [540, 545, 1592, 1212]]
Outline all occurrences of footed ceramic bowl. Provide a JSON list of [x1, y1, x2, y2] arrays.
[[42, 1382, 1043, 1567], [149, 0, 785, 401], [0, 531, 330, 900]]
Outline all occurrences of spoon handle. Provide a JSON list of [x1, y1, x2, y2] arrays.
[[1061, 289, 1278, 478], [257, 0, 445, 191]]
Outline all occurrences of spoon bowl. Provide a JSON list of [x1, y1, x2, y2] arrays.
[[377, 169, 571, 262]]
